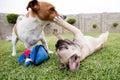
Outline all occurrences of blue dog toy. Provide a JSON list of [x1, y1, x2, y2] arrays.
[[18, 45, 49, 67]]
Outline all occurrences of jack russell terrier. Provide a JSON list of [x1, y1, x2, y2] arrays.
[[12, 0, 63, 56], [53, 17, 109, 72]]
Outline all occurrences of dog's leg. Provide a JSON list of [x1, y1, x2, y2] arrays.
[[81, 31, 109, 61], [12, 32, 18, 56], [40, 31, 53, 53], [53, 29, 65, 40], [54, 17, 82, 35], [96, 31, 109, 44], [95, 31, 109, 51], [54, 17, 85, 43]]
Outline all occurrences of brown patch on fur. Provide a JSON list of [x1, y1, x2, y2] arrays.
[[26, 0, 39, 11], [26, 11, 39, 18], [26, 0, 59, 21]]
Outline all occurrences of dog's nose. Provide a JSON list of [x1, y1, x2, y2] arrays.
[[60, 15, 67, 20]]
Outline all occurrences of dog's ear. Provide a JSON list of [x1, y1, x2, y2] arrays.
[[55, 39, 68, 51], [55, 39, 75, 51], [26, 0, 40, 11]]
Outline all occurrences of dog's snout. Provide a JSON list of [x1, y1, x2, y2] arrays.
[[60, 15, 67, 20]]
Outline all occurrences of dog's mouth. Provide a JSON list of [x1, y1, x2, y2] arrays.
[[69, 60, 80, 72], [53, 16, 62, 21], [53, 16, 66, 23], [68, 54, 80, 72]]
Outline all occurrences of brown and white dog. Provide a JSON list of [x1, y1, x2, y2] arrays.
[[12, 0, 61, 56], [53, 17, 109, 72]]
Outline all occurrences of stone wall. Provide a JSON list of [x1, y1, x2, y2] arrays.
[[45, 12, 120, 34], [66, 13, 120, 33], [0, 13, 13, 40], [0, 13, 120, 40]]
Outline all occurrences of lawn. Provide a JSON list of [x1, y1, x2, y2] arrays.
[[0, 32, 120, 80]]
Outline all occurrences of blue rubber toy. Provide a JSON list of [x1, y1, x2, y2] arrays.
[[29, 45, 49, 66], [24, 58, 32, 67], [18, 45, 49, 67], [18, 53, 25, 63]]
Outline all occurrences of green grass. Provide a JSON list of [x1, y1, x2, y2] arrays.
[[0, 33, 120, 80]]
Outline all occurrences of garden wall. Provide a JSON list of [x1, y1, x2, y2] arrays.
[[0, 13, 13, 40], [64, 13, 120, 33], [0, 12, 120, 40]]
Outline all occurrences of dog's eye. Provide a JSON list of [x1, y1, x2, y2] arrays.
[[49, 7, 55, 12]]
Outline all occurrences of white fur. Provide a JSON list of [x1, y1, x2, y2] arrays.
[[54, 17, 109, 63], [12, 14, 52, 56]]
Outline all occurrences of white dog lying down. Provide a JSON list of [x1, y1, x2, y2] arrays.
[[53, 17, 109, 72], [11, 0, 62, 56]]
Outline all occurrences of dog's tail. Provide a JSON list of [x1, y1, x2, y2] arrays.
[[53, 29, 65, 40], [16, 16, 24, 23]]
